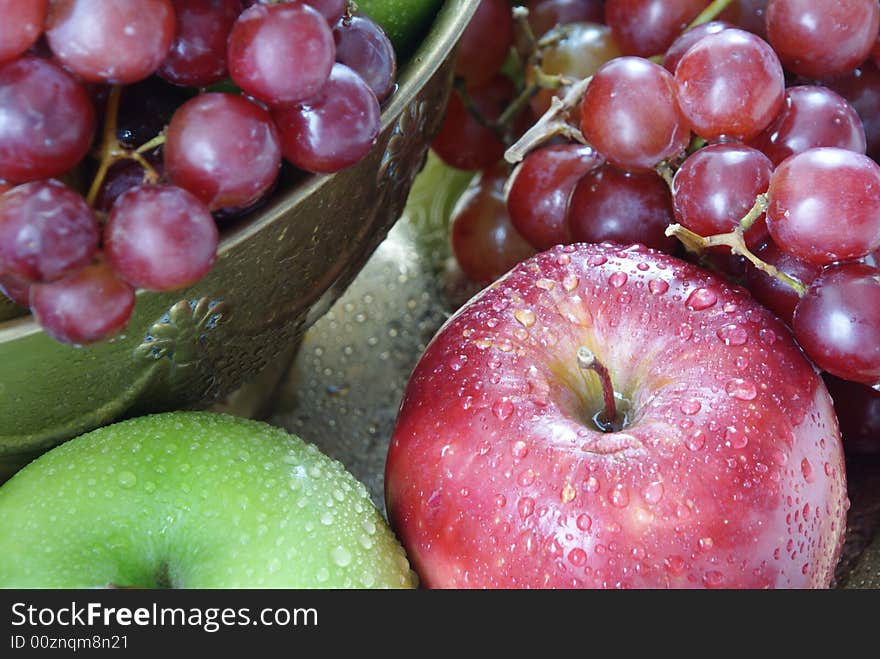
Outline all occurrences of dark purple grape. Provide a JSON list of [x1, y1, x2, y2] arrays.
[[333, 14, 397, 102]]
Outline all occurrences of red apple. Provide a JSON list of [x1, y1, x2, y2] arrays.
[[385, 242, 848, 588]]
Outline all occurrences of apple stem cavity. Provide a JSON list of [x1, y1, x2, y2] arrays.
[[577, 346, 623, 432], [665, 194, 808, 297]]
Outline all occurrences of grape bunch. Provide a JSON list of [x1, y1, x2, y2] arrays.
[[434, 0, 880, 452], [0, 0, 396, 345]]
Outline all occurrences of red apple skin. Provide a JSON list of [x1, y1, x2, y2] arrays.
[[385, 243, 848, 588]]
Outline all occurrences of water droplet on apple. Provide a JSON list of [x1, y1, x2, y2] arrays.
[[519, 469, 536, 486], [648, 279, 669, 295], [568, 548, 587, 566], [678, 323, 693, 340], [561, 482, 577, 503], [610, 484, 629, 508], [801, 458, 814, 483], [725, 378, 757, 401], [642, 482, 664, 505], [824, 462, 833, 477], [535, 278, 556, 290], [267, 558, 281, 574], [557, 253, 572, 266], [699, 537, 714, 551], [717, 324, 748, 346], [703, 570, 724, 587], [686, 431, 706, 451], [584, 476, 600, 493], [686, 287, 717, 310], [117, 471, 136, 489], [608, 271, 628, 288], [495, 494, 506, 508], [772, 449, 788, 466], [315, 567, 330, 583], [512, 440, 528, 459], [759, 328, 777, 345], [587, 253, 607, 266], [331, 546, 352, 568], [679, 400, 701, 415], [514, 309, 536, 328], [562, 274, 579, 291], [320, 511, 335, 526], [518, 497, 535, 519], [724, 426, 748, 449], [491, 398, 514, 421]]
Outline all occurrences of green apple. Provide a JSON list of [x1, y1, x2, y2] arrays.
[[357, 0, 446, 55], [0, 412, 414, 588]]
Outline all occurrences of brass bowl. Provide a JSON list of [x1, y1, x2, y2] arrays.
[[0, 0, 478, 471]]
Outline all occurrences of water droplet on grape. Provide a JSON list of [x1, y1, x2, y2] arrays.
[[686, 287, 718, 310], [717, 324, 748, 346]]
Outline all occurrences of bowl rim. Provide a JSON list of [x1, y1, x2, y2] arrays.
[[0, 0, 479, 343]]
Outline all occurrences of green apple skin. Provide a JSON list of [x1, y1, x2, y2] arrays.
[[357, 0, 446, 55], [0, 412, 414, 588]]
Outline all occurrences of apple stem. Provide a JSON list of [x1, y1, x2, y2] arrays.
[[577, 346, 619, 432]]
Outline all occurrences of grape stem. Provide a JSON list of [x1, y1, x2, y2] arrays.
[[688, 0, 734, 29], [504, 75, 592, 163], [665, 194, 808, 297]]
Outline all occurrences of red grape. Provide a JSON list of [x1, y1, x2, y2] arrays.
[[748, 86, 866, 166], [604, 0, 707, 57], [507, 143, 604, 250], [766, 0, 880, 78], [116, 76, 193, 149], [793, 262, 880, 385], [431, 74, 515, 172], [0, 180, 98, 283], [766, 147, 880, 265], [674, 28, 785, 141], [46, 0, 176, 84], [823, 374, 880, 454], [228, 2, 335, 106], [527, 21, 621, 116], [719, 0, 769, 39], [104, 185, 218, 292], [0, 0, 48, 65], [158, 0, 242, 87], [272, 63, 380, 174], [0, 56, 95, 182], [662, 20, 731, 73], [333, 14, 397, 102], [30, 260, 135, 346], [580, 56, 690, 172], [451, 165, 536, 285], [826, 61, 880, 162], [454, 0, 513, 87], [526, 0, 606, 36], [671, 143, 772, 249], [567, 164, 678, 252], [93, 155, 165, 214], [0, 271, 32, 307], [744, 239, 821, 323], [165, 93, 282, 211]]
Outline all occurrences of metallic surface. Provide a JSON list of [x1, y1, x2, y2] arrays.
[[0, 0, 480, 469]]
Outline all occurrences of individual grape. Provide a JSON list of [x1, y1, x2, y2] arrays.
[[823, 374, 880, 454], [451, 165, 536, 285], [604, 0, 707, 57], [92, 153, 165, 214], [748, 86, 866, 166], [0, 0, 48, 64], [303, 0, 347, 24], [580, 56, 690, 172], [766, 147, 880, 265], [0, 56, 95, 182], [272, 63, 380, 174], [0, 271, 32, 307], [333, 14, 397, 102], [826, 61, 880, 162], [46, 0, 176, 84], [662, 20, 731, 73], [454, 0, 514, 87], [674, 28, 785, 141], [158, 0, 242, 87], [30, 260, 135, 346], [506, 143, 604, 250], [792, 262, 880, 385], [527, 21, 621, 116], [526, 0, 606, 37], [227, 2, 335, 106], [744, 239, 821, 323], [766, 0, 879, 79], [719, 0, 768, 38], [116, 76, 194, 149], [671, 143, 772, 249], [104, 185, 218, 292], [567, 164, 678, 253], [165, 93, 281, 211], [431, 74, 516, 172], [0, 180, 99, 283]]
